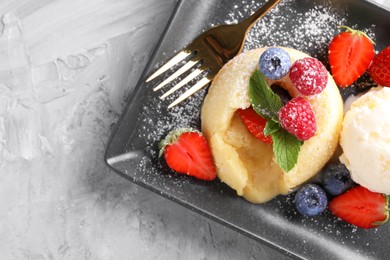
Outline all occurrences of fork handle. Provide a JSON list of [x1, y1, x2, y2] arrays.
[[240, 0, 282, 32]]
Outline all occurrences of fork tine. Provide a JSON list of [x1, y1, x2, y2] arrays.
[[146, 51, 191, 83], [160, 68, 204, 99], [167, 76, 211, 109], [153, 59, 199, 91]]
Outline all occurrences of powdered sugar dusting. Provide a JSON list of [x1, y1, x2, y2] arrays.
[[117, 1, 383, 258], [137, 0, 355, 162], [131, 0, 379, 196], [243, 0, 348, 61]]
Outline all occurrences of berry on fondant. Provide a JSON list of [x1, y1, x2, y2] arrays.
[[328, 26, 375, 87], [368, 46, 390, 86], [259, 47, 291, 80], [295, 184, 328, 217], [159, 128, 216, 181], [289, 57, 328, 95], [278, 97, 317, 141], [238, 107, 273, 144], [329, 186, 389, 229]]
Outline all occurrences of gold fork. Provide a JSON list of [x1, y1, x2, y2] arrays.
[[146, 0, 282, 108]]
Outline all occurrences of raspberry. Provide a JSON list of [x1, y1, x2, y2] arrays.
[[278, 97, 316, 140], [289, 57, 328, 95]]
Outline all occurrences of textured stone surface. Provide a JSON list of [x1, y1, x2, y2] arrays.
[[0, 0, 285, 259]]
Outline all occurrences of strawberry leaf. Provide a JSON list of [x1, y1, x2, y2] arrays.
[[158, 128, 199, 157], [249, 70, 283, 122], [271, 123, 302, 172]]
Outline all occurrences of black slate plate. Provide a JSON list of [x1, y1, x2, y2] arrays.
[[105, 0, 390, 259]]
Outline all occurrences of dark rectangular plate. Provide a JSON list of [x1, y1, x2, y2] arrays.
[[105, 0, 390, 259]]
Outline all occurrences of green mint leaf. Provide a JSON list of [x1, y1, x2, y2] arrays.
[[249, 70, 283, 122], [271, 129, 302, 172], [248, 69, 302, 173], [264, 120, 280, 137]]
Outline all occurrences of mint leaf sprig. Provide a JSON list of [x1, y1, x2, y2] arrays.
[[249, 70, 282, 122], [248, 70, 302, 172]]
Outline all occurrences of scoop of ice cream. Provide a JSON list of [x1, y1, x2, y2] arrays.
[[340, 87, 390, 194]]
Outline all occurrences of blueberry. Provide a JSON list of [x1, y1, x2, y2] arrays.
[[322, 162, 353, 196], [294, 184, 327, 217], [259, 48, 291, 80]]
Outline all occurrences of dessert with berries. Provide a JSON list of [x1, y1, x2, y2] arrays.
[[200, 47, 344, 203], [158, 27, 390, 229]]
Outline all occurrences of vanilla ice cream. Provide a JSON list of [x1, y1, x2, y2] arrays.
[[340, 87, 390, 194]]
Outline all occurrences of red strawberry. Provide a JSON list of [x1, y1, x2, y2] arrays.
[[238, 107, 273, 144], [159, 128, 216, 181], [278, 97, 316, 141], [368, 46, 390, 86], [328, 26, 375, 87], [329, 186, 389, 229]]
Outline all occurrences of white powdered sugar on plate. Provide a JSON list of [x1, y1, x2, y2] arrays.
[[135, 0, 377, 178], [134, 0, 377, 233], [138, 0, 369, 155], [124, 1, 385, 256]]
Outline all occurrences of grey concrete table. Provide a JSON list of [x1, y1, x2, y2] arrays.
[[0, 0, 388, 259]]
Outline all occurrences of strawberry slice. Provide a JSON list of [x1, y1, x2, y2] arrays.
[[238, 107, 273, 144], [328, 26, 375, 87], [159, 128, 216, 181], [368, 46, 390, 86], [329, 185, 389, 229]]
